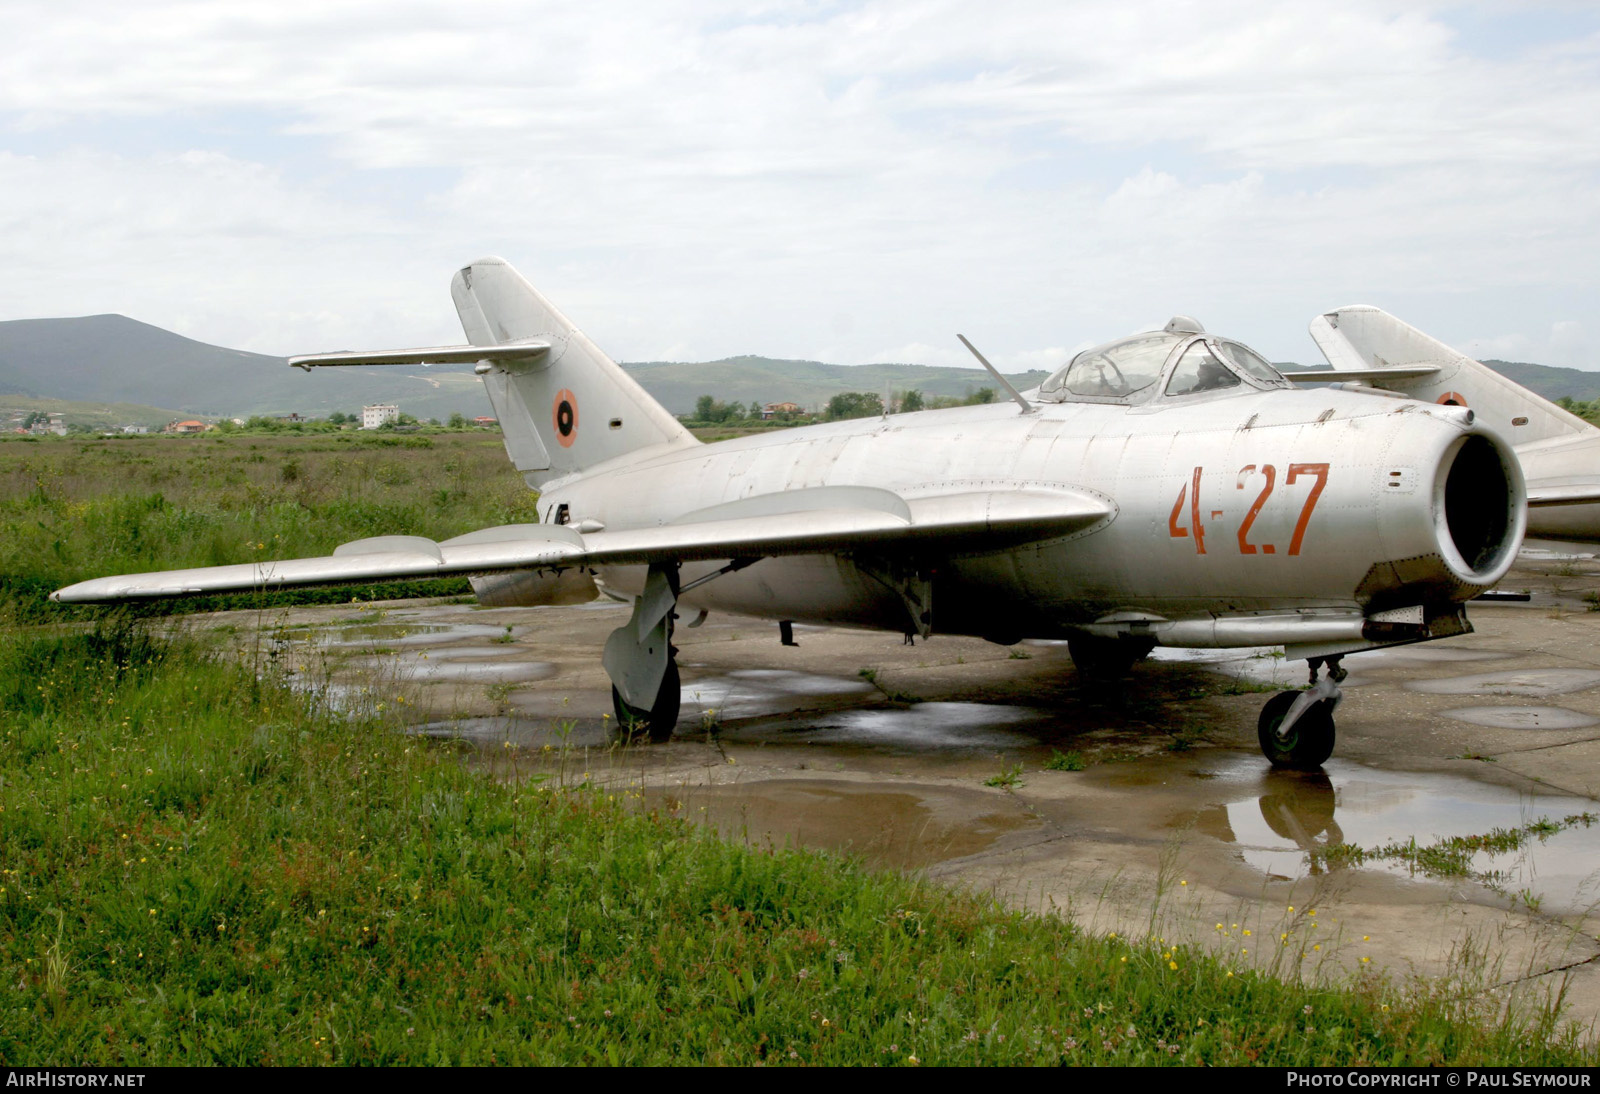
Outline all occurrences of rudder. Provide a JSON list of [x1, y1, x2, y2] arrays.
[[453, 257, 697, 485], [1311, 305, 1594, 447]]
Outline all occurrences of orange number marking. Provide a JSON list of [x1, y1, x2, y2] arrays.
[[1235, 464, 1277, 555], [1285, 463, 1329, 556], [1189, 467, 1206, 554], [1169, 468, 1207, 554]]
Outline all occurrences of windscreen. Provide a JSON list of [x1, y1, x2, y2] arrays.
[[1039, 332, 1185, 400]]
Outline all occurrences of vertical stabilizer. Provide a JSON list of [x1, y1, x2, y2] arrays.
[[452, 257, 697, 485], [1310, 306, 1595, 447]]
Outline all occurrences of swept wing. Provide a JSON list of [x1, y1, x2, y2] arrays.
[[51, 486, 1112, 604]]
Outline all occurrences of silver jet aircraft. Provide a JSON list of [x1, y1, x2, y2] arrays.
[[53, 258, 1528, 768], [1306, 306, 1600, 542]]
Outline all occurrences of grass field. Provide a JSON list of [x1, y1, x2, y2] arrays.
[[1, 433, 1595, 1064], [3, 623, 1593, 1065], [0, 432, 535, 619]]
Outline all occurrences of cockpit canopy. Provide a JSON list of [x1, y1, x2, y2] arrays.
[[1036, 323, 1289, 405]]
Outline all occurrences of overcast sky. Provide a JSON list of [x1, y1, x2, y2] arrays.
[[2, 1, 1597, 372]]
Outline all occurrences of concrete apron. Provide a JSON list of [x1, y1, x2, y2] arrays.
[[238, 547, 1600, 1033]]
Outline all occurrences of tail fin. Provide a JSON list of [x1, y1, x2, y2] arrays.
[[1310, 305, 1594, 446], [453, 257, 697, 484]]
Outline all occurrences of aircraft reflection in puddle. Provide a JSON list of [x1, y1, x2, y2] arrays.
[[1188, 758, 1600, 912]]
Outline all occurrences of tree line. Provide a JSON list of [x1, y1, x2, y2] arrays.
[[686, 387, 998, 425]]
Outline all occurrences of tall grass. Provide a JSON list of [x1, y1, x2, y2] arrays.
[[0, 434, 537, 618], [1, 623, 1593, 1065]]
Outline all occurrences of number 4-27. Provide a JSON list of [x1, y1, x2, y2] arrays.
[[1169, 463, 1328, 556]]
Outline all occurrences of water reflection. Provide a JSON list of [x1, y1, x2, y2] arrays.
[[1192, 758, 1600, 911]]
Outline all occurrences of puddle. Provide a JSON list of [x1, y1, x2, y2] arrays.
[[1442, 706, 1600, 730], [680, 669, 875, 717], [1408, 669, 1600, 697], [737, 702, 1048, 750], [407, 715, 611, 748], [360, 656, 558, 684], [639, 778, 1038, 869], [1344, 646, 1509, 665], [1187, 757, 1600, 913], [421, 645, 526, 660], [315, 623, 511, 649]]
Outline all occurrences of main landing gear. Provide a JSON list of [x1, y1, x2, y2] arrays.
[[603, 563, 681, 743], [1257, 656, 1345, 769], [601, 558, 757, 743]]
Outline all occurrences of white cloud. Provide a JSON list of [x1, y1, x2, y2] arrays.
[[0, 2, 1595, 369]]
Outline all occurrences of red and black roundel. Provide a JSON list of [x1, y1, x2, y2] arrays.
[[1436, 391, 1468, 407], [552, 389, 578, 447]]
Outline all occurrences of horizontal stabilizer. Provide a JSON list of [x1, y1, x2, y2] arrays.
[[288, 340, 550, 371], [1285, 365, 1440, 386], [1309, 305, 1596, 445], [52, 487, 1113, 605], [1527, 485, 1600, 509]]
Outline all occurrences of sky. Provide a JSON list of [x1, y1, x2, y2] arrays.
[[1, 1, 1597, 372]]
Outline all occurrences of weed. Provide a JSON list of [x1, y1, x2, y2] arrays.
[[1457, 751, 1498, 762], [1007, 649, 1032, 660], [492, 625, 516, 644], [985, 763, 1024, 789], [1044, 749, 1087, 772]]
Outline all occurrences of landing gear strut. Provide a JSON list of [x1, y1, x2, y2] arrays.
[[601, 558, 760, 744], [1257, 656, 1345, 769], [603, 563, 681, 743]]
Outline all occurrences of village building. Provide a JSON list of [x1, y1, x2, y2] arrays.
[[362, 404, 400, 430]]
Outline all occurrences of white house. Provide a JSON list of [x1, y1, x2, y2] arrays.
[[362, 404, 400, 430]]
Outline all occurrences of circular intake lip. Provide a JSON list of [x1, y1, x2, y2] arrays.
[[1431, 430, 1526, 587]]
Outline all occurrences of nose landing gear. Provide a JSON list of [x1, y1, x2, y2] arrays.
[[1258, 656, 1346, 769]]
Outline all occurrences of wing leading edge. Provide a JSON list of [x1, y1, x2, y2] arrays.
[[51, 486, 1114, 604]]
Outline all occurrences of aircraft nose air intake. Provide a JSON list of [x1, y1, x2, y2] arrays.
[[1435, 432, 1524, 586]]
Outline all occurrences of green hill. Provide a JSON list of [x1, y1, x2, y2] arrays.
[[621, 356, 1048, 414], [0, 314, 1592, 424]]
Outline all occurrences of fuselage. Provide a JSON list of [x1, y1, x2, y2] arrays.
[[539, 385, 1523, 644]]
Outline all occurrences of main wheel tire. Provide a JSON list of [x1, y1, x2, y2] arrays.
[[612, 660, 681, 743], [1257, 690, 1336, 770]]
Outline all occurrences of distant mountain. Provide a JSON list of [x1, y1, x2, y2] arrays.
[[1482, 360, 1600, 404], [0, 313, 1591, 422], [0, 315, 491, 422]]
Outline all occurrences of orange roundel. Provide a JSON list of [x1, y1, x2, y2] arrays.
[[1436, 391, 1468, 407], [552, 389, 578, 447]]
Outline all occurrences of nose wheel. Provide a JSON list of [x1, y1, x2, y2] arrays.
[[1257, 656, 1345, 769]]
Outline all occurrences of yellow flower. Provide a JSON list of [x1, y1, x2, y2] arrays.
[[1168, 961, 1178, 970]]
